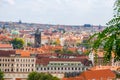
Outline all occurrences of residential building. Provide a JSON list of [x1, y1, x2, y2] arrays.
[[0, 50, 36, 80], [36, 55, 92, 78]]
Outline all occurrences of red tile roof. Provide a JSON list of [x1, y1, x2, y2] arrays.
[[62, 69, 116, 80], [16, 50, 30, 57], [0, 44, 12, 48], [80, 69, 116, 80]]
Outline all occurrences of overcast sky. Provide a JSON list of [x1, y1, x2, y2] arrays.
[[0, 0, 114, 25]]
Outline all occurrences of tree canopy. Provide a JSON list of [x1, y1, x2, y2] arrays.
[[27, 72, 60, 80], [89, 0, 120, 62], [0, 70, 4, 80], [10, 38, 25, 49]]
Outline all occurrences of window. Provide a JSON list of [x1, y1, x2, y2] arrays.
[[32, 59, 34, 62], [11, 69, 13, 72], [65, 68, 67, 70], [72, 67, 74, 70], [11, 59, 14, 61], [5, 69, 7, 72], [61, 63, 63, 65], [20, 69, 22, 72], [32, 64, 34, 67], [68, 68, 70, 70], [44, 68, 46, 70], [75, 68, 77, 70], [16, 69, 18, 72], [11, 64, 13, 66], [37, 68, 39, 70], [41, 67, 43, 70]]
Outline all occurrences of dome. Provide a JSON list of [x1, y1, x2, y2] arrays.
[[11, 30, 20, 35]]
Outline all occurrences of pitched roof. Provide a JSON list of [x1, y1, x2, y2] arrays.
[[0, 44, 12, 48], [90, 66, 119, 71], [36, 57, 92, 66], [16, 50, 31, 57], [0, 50, 15, 57], [80, 69, 116, 80]]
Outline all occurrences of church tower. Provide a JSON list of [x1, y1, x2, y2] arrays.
[[34, 28, 41, 48]]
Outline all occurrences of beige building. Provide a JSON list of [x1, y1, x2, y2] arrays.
[[0, 50, 36, 80]]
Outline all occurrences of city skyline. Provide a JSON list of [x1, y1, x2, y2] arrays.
[[0, 0, 114, 25]]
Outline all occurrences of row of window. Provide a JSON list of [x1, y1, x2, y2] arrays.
[[0, 59, 35, 62], [0, 68, 34, 72], [16, 64, 34, 67], [37, 67, 85, 71], [0, 63, 34, 67], [16, 68, 34, 72], [0, 59, 14, 62], [15, 59, 35, 62], [0, 64, 14, 67], [0, 69, 13, 72], [49, 63, 82, 66]]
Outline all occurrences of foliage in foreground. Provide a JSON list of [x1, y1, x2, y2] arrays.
[[89, 0, 120, 62], [27, 72, 60, 80], [0, 70, 4, 80]]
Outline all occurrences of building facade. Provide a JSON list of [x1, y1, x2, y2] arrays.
[[36, 57, 92, 74], [0, 50, 36, 80]]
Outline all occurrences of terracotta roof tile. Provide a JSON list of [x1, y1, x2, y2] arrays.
[[16, 50, 30, 57], [0, 44, 12, 48], [80, 69, 116, 80]]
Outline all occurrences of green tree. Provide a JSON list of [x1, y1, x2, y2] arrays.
[[89, 0, 120, 62], [27, 72, 60, 80], [0, 70, 4, 80], [27, 42, 33, 47], [27, 72, 39, 80], [10, 38, 25, 49]]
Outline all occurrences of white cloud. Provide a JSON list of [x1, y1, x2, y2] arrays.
[[7, 0, 15, 5], [0, 0, 15, 5], [0, 0, 114, 25]]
